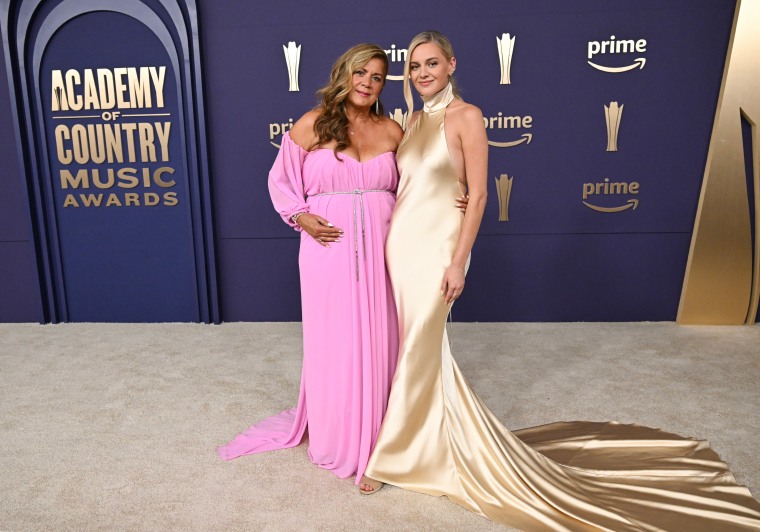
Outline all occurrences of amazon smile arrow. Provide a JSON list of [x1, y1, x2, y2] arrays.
[[583, 198, 639, 213], [588, 58, 646, 73], [488, 133, 532, 148]]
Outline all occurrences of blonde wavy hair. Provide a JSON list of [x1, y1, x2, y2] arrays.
[[312, 43, 388, 156], [402, 30, 461, 121]]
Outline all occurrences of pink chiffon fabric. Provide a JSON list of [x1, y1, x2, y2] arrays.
[[218, 133, 399, 484]]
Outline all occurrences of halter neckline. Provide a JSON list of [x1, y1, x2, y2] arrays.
[[422, 82, 455, 113]]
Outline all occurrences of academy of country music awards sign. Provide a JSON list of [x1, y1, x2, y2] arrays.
[[1, 1, 218, 323], [269, 33, 650, 222], [50, 66, 179, 209]]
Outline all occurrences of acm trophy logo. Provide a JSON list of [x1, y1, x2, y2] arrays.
[[604, 101, 623, 152], [494, 174, 514, 221], [388, 108, 407, 129], [496, 33, 515, 85], [268, 41, 301, 148], [283, 41, 301, 91]]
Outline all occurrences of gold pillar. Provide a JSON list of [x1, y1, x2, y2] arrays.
[[678, 0, 760, 325]]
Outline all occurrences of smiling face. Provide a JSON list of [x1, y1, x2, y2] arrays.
[[346, 57, 386, 110], [408, 42, 456, 98]]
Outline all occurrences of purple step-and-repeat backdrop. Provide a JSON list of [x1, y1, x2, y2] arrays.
[[0, 0, 738, 322], [200, 0, 735, 321]]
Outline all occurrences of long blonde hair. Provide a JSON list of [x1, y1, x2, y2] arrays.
[[313, 43, 388, 156], [402, 30, 461, 121]]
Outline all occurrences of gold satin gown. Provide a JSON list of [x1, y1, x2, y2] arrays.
[[364, 83, 760, 531]]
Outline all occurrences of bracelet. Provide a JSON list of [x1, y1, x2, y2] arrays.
[[291, 212, 306, 225]]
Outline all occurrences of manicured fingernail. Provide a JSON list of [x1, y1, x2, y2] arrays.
[[327, 223, 334, 227]]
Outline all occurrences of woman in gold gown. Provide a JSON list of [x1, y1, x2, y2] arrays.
[[359, 31, 760, 531]]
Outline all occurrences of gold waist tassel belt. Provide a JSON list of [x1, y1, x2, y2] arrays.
[[310, 189, 392, 281]]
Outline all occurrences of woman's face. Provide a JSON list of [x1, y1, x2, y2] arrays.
[[408, 42, 455, 97], [346, 57, 386, 110]]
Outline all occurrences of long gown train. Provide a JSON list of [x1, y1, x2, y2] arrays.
[[364, 83, 760, 530], [218, 133, 399, 484]]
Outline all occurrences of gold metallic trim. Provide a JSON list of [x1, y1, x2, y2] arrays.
[[120, 113, 171, 117], [677, 0, 759, 325], [747, 108, 760, 323]]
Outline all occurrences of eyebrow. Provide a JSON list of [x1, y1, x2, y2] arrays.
[[410, 56, 439, 64]]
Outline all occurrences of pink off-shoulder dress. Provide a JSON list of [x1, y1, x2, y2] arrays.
[[218, 133, 399, 484]]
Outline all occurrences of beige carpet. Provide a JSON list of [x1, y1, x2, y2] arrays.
[[0, 322, 758, 531]]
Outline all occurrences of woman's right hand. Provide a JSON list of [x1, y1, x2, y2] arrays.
[[296, 213, 343, 247], [456, 194, 469, 213]]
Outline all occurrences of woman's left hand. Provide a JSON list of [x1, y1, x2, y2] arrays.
[[441, 264, 466, 305]]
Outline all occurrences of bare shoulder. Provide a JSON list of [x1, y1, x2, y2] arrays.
[[380, 115, 404, 145], [448, 100, 484, 129], [289, 109, 321, 149]]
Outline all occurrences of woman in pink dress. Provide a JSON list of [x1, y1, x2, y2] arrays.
[[217, 43, 404, 484]]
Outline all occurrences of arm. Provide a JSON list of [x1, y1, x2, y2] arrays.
[[441, 105, 488, 304], [268, 110, 342, 245], [267, 131, 310, 231], [268, 110, 320, 230]]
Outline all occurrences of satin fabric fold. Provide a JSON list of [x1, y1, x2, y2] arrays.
[[364, 85, 760, 530], [219, 134, 399, 484]]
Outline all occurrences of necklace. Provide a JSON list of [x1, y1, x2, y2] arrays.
[[349, 113, 372, 136]]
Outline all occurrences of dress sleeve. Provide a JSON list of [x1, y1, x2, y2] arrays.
[[268, 132, 310, 231]]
